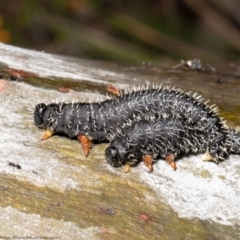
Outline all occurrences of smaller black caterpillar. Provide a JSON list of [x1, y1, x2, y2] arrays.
[[105, 118, 240, 172]]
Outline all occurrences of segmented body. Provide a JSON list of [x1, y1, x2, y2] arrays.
[[106, 119, 187, 168], [34, 86, 230, 160], [228, 128, 240, 154], [105, 117, 239, 169]]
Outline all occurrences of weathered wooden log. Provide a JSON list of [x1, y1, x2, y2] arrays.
[[0, 43, 240, 239]]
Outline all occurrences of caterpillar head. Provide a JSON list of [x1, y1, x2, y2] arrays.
[[34, 103, 47, 128], [34, 103, 60, 130], [105, 140, 128, 168]]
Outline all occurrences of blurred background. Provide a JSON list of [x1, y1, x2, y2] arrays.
[[1, 0, 240, 68]]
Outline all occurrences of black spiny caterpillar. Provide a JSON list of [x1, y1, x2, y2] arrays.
[[34, 86, 231, 159], [105, 118, 240, 172]]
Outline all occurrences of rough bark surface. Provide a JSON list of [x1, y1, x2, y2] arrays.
[[0, 43, 240, 239]]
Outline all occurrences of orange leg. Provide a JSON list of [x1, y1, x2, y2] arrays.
[[165, 154, 177, 171], [77, 135, 92, 157], [142, 155, 154, 172], [41, 130, 54, 141], [106, 85, 120, 95]]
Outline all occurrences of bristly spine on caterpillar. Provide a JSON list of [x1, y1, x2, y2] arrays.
[[34, 85, 233, 159]]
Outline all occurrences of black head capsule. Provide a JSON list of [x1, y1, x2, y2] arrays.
[[34, 103, 61, 130], [105, 140, 128, 168], [105, 146, 122, 167], [34, 103, 47, 128]]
